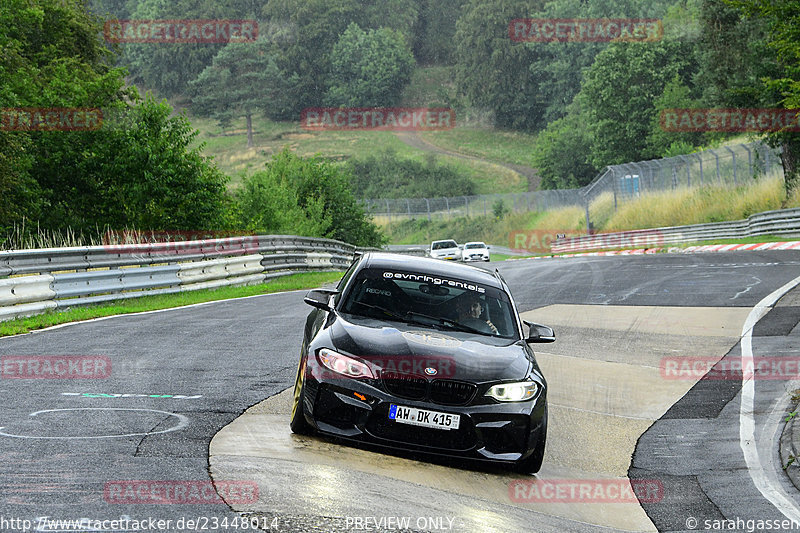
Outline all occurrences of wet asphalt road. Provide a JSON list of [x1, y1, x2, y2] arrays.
[[0, 251, 798, 532]]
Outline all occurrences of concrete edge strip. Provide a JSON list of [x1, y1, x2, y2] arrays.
[[739, 273, 800, 522]]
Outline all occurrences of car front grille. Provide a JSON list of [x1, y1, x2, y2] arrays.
[[382, 373, 476, 406], [430, 380, 476, 405], [382, 372, 427, 400]]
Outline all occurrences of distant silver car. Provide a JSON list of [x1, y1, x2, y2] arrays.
[[429, 239, 460, 261], [462, 242, 490, 262]]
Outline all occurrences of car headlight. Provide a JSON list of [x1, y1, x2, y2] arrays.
[[485, 381, 538, 402], [318, 348, 374, 379]]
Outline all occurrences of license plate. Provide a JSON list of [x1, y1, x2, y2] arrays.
[[388, 404, 460, 430]]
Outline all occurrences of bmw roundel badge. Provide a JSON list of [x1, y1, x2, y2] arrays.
[[424, 367, 437, 376]]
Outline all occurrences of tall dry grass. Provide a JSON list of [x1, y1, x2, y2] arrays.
[[603, 177, 785, 231]]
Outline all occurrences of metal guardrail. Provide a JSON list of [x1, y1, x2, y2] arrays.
[[0, 235, 393, 322], [551, 208, 800, 253]]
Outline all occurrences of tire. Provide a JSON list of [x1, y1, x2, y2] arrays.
[[512, 414, 547, 474], [289, 358, 314, 435]]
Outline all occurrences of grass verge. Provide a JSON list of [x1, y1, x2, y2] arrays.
[[0, 271, 343, 338], [420, 127, 538, 168], [189, 113, 527, 193]]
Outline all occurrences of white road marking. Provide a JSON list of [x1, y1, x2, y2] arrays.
[[740, 273, 800, 521], [0, 407, 189, 439]]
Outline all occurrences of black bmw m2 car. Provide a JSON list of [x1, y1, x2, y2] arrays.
[[290, 252, 554, 473]]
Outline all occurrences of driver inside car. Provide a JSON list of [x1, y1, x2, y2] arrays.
[[456, 295, 499, 335]]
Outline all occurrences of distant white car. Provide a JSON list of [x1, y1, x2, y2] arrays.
[[429, 239, 461, 261], [461, 242, 490, 262]]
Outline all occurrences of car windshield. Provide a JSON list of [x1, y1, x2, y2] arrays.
[[340, 268, 518, 338], [465, 244, 484, 249], [432, 241, 457, 250]]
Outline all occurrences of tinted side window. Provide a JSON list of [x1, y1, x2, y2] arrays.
[[333, 256, 361, 305]]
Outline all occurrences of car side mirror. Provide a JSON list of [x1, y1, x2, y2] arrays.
[[523, 320, 555, 343], [304, 289, 339, 312]]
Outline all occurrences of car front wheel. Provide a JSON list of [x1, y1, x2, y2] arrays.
[[290, 358, 314, 435]]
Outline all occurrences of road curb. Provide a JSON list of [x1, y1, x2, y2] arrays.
[[779, 400, 800, 490], [509, 240, 800, 261]]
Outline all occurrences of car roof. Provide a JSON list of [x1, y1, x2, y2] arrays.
[[359, 252, 504, 289], [431, 239, 458, 245]]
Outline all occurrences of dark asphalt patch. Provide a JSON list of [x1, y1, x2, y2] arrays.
[[627, 469, 724, 530], [661, 344, 742, 420], [753, 307, 800, 337]]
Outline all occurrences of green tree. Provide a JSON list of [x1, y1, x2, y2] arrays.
[[189, 38, 297, 148], [454, 0, 545, 130], [263, 0, 418, 116], [325, 23, 416, 107], [722, 0, 800, 195], [524, 0, 676, 129], [411, 0, 466, 65], [0, 0, 230, 235], [577, 40, 698, 167], [30, 97, 230, 232], [0, 0, 131, 232], [695, 0, 776, 108], [533, 106, 597, 189], [647, 75, 706, 157], [121, 0, 261, 97]]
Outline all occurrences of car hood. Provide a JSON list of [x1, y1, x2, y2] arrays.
[[320, 314, 535, 382]]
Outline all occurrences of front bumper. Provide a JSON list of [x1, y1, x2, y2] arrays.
[[462, 254, 489, 262], [430, 253, 460, 261], [302, 368, 546, 464]]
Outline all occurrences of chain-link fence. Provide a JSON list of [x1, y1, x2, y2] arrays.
[[364, 142, 784, 223]]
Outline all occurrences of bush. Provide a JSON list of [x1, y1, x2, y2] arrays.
[[237, 149, 385, 247], [347, 149, 475, 199]]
